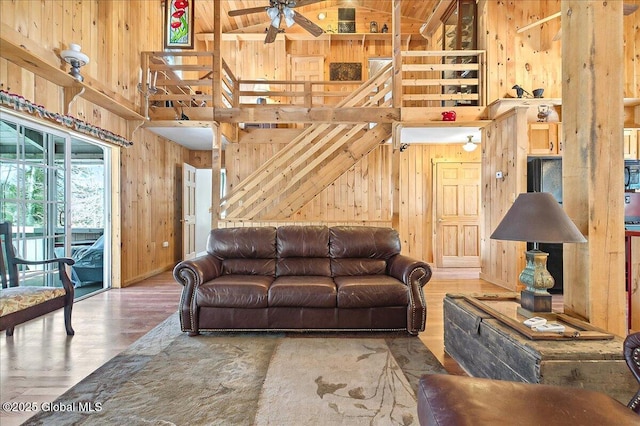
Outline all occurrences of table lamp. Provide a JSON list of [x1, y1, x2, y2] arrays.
[[490, 192, 586, 314]]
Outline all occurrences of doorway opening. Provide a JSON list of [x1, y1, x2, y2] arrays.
[[0, 112, 111, 299]]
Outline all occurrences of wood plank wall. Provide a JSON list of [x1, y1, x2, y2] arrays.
[[481, 0, 563, 100], [2, 1, 638, 288], [0, 1, 190, 287], [398, 143, 482, 262], [624, 1, 640, 97], [481, 0, 639, 100], [224, 140, 480, 262], [479, 107, 529, 291]]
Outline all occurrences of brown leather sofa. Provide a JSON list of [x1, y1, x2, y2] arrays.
[[417, 331, 640, 426], [173, 225, 432, 336]]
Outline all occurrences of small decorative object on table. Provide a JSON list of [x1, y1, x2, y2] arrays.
[[537, 105, 550, 122], [532, 88, 544, 98], [512, 84, 531, 98], [442, 111, 456, 121]]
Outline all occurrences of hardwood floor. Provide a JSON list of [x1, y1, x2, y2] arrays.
[[0, 268, 506, 425]]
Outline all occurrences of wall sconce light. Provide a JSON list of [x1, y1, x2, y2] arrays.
[[60, 43, 90, 82], [462, 135, 479, 152], [317, 12, 327, 20]]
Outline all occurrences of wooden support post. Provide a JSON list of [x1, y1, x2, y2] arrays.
[[391, 0, 402, 230], [212, 0, 222, 112], [561, 0, 625, 335], [211, 123, 221, 229]]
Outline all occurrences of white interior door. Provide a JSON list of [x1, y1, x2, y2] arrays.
[[182, 163, 196, 260], [433, 161, 481, 267]]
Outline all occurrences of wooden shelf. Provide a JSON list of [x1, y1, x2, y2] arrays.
[[488, 98, 562, 119], [1, 24, 144, 121]]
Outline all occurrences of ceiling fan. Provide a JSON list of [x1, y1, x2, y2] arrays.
[[229, 0, 324, 44]]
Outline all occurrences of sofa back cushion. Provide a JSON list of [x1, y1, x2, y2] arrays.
[[329, 226, 401, 276], [276, 226, 331, 276], [208, 227, 276, 276]]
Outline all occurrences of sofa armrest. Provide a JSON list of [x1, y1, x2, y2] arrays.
[[388, 254, 432, 335], [387, 254, 432, 287], [173, 255, 221, 334], [173, 255, 221, 287]]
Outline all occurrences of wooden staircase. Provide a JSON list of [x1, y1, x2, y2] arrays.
[[221, 64, 394, 220]]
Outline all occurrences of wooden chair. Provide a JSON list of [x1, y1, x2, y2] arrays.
[[0, 222, 75, 336]]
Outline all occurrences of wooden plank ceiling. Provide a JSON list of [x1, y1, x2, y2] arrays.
[[194, 0, 440, 35]]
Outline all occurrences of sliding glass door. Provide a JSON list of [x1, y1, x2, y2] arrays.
[[0, 113, 110, 297]]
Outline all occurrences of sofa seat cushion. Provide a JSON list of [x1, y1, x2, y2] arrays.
[[269, 276, 336, 308], [0, 287, 66, 317], [334, 275, 408, 308], [196, 275, 273, 308]]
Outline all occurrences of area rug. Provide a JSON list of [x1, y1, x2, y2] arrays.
[[25, 314, 446, 425]]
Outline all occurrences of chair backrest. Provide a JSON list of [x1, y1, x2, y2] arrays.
[[0, 221, 19, 288]]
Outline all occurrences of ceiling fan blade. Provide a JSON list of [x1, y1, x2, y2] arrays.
[[229, 6, 268, 17], [292, 12, 324, 37], [265, 24, 279, 44], [624, 3, 639, 15], [291, 0, 323, 7]]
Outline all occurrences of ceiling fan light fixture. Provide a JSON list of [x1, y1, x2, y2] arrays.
[[283, 7, 296, 27], [267, 7, 280, 27]]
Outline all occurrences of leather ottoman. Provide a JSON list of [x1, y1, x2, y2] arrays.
[[417, 374, 639, 426]]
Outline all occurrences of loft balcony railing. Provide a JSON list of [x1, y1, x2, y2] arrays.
[[140, 49, 486, 120]]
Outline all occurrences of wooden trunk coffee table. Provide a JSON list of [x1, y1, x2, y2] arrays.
[[443, 293, 637, 404]]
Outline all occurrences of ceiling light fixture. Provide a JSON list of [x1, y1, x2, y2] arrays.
[[283, 7, 296, 27], [267, 7, 280, 28], [463, 135, 478, 152], [60, 43, 89, 82]]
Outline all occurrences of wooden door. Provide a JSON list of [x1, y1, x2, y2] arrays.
[[433, 161, 481, 267], [289, 55, 324, 107], [182, 163, 196, 260]]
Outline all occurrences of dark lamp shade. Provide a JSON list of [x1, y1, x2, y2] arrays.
[[490, 192, 587, 244]]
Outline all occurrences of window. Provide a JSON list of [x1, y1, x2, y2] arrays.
[[0, 112, 111, 297]]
